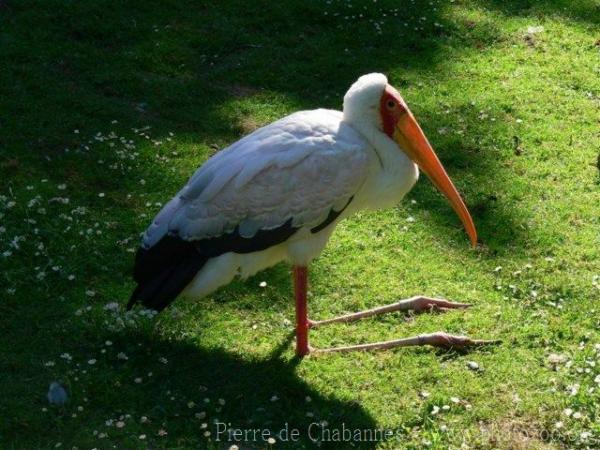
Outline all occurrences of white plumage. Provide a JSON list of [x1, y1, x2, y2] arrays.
[[144, 110, 371, 246], [128, 73, 484, 356], [132, 73, 418, 305]]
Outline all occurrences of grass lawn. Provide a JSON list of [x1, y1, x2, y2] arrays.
[[1, 0, 599, 448]]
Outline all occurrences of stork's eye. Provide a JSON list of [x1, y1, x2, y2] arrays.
[[386, 100, 396, 110]]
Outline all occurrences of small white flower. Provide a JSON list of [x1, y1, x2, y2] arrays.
[[431, 406, 440, 415], [259, 281, 267, 288], [467, 361, 479, 371], [117, 352, 128, 360], [570, 384, 579, 396], [104, 302, 120, 312], [526, 25, 544, 34], [88, 359, 96, 365]]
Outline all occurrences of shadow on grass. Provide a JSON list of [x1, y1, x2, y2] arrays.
[[3, 306, 381, 449]]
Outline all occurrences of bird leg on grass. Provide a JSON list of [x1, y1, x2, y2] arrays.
[[294, 265, 311, 357], [312, 333, 500, 354], [308, 296, 471, 328], [293, 266, 498, 357]]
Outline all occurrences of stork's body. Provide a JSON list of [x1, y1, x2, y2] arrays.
[[128, 74, 493, 355], [178, 109, 418, 301]]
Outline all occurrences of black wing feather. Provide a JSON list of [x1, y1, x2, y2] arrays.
[[128, 198, 353, 312]]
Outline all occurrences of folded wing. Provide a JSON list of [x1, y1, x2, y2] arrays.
[[128, 109, 371, 311]]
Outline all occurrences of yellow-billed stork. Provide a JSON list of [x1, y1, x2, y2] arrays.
[[128, 73, 495, 356]]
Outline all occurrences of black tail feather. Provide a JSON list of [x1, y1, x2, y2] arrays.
[[128, 236, 208, 312], [127, 200, 356, 313]]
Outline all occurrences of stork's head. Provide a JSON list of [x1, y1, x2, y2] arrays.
[[344, 73, 477, 247]]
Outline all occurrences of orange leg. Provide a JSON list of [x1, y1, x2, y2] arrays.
[[294, 266, 310, 357], [292, 267, 498, 356]]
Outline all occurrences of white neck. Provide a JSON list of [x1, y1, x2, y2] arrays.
[[348, 120, 419, 210]]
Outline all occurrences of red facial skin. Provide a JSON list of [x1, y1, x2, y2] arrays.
[[377, 83, 478, 248], [379, 85, 409, 138]]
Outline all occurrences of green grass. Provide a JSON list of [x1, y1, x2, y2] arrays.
[[1, 0, 599, 448]]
